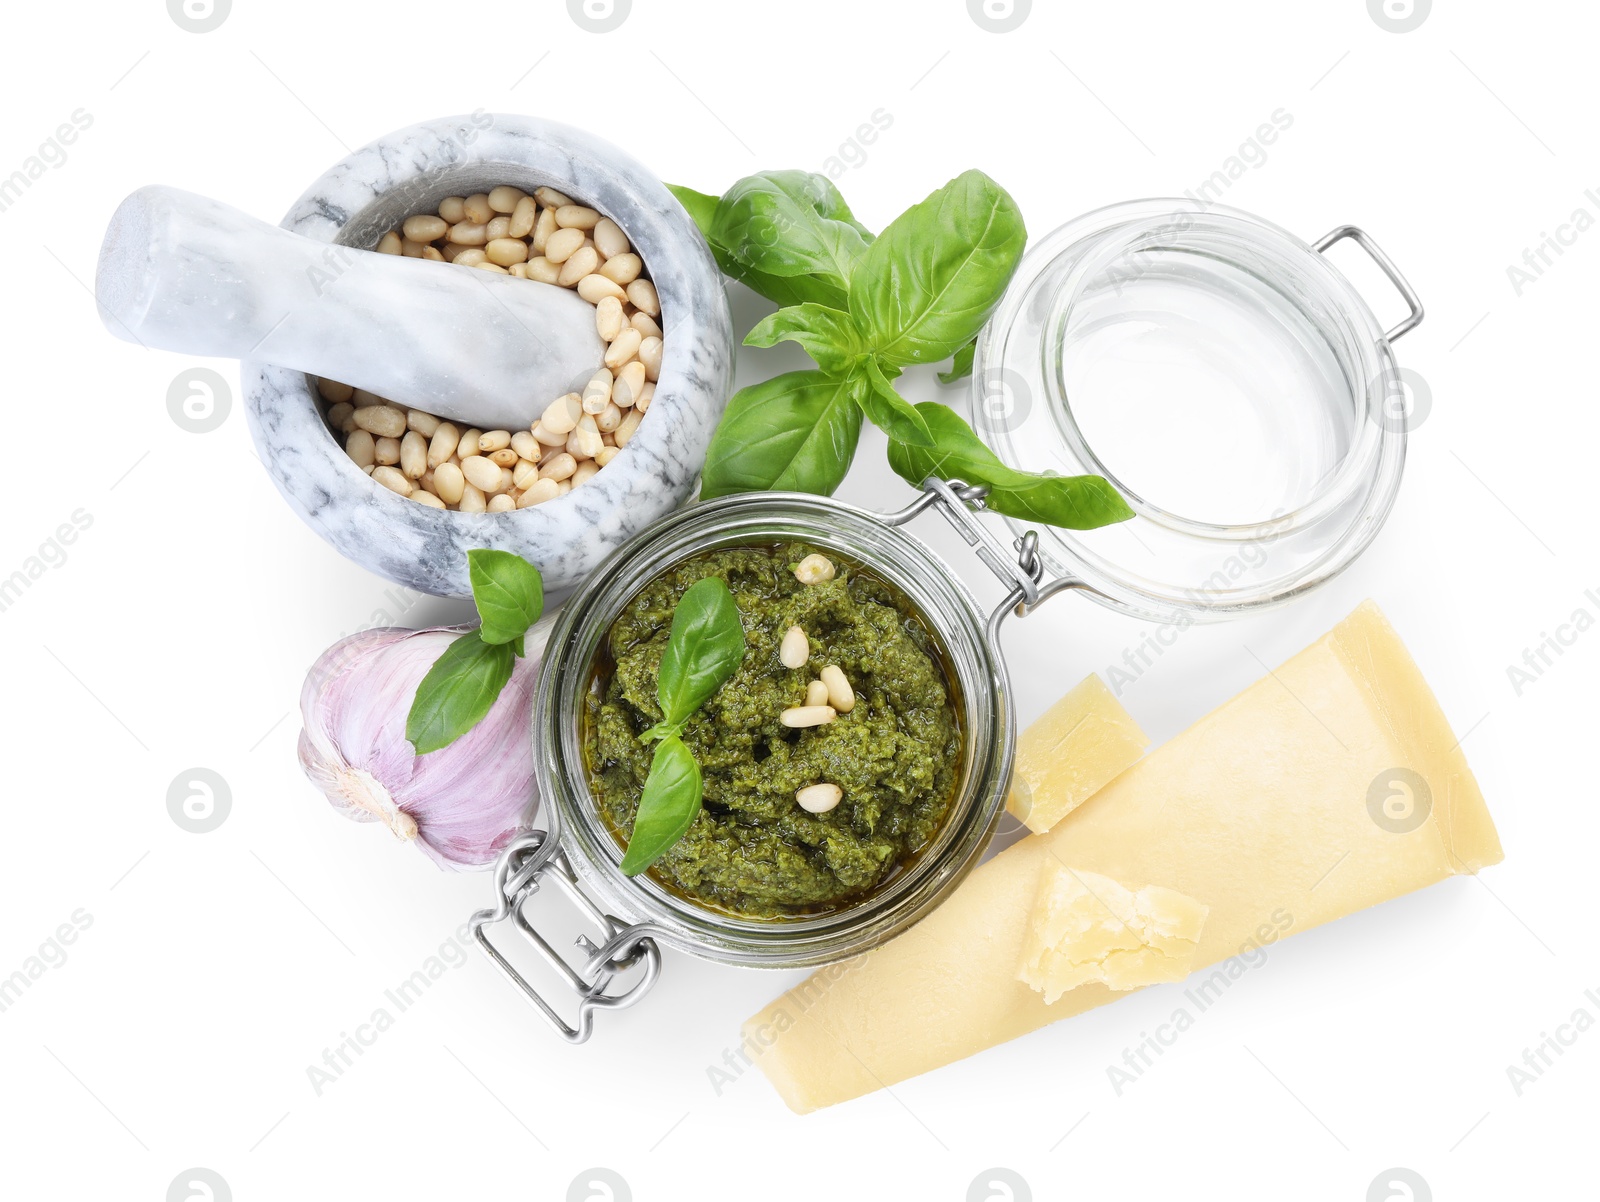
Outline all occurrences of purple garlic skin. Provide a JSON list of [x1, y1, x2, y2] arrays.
[[297, 623, 545, 870]]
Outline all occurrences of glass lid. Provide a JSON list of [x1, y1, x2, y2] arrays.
[[973, 198, 1418, 622]]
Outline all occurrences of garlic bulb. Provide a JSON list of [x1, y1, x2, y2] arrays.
[[297, 615, 556, 869]]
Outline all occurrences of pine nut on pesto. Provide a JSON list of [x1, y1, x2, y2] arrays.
[[584, 543, 963, 919]]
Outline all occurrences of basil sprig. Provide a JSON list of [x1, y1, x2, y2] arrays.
[[621, 576, 747, 875], [405, 549, 545, 755], [672, 170, 1132, 532]]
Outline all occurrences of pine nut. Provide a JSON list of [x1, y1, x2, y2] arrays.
[[613, 360, 646, 408], [780, 705, 836, 729], [318, 378, 355, 404], [489, 447, 519, 467], [531, 421, 567, 447], [432, 461, 465, 504], [508, 262, 528, 278], [485, 237, 529, 266], [438, 196, 466, 224], [541, 393, 582, 434], [532, 207, 556, 253], [603, 327, 642, 370], [326, 401, 354, 432], [526, 256, 560, 284], [780, 625, 809, 670], [345, 429, 376, 467], [572, 459, 600, 487], [486, 493, 514, 512], [535, 186, 574, 210], [805, 680, 829, 707], [600, 253, 643, 285], [593, 217, 630, 258], [513, 459, 541, 490], [638, 335, 663, 381], [474, 261, 509, 274], [820, 665, 855, 713], [614, 407, 644, 447], [582, 369, 614, 414], [458, 429, 483, 457], [795, 554, 835, 584], [485, 215, 512, 241], [411, 489, 446, 509], [555, 204, 601, 230], [510, 430, 538, 460], [459, 483, 487, 513], [463, 193, 493, 224], [635, 382, 655, 413], [422, 245, 444, 261], [400, 431, 428, 478], [626, 278, 660, 316], [557, 245, 599, 287], [402, 239, 426, 258], [461, 455, 502, 493], [448, 221, 488, 246], [477, 429, 511, 453], [452, 247, 488, 267], [596, 401, 623, 432], [403, 214, 448, 242], [595, 295, 625, 341], [488, 185, 525, 213], [596, 445, 620, 467], [541, 453, 577, 481], [569, 422, 604, 460], [796, 783, 843, 814], [428, 422, 460, 468], [509, 195, 538, 238], [353, 405, 407, 438], [497, 466, 515, 494], [630, 310, 662, 339], [441, 243, 466, 262], [518, 477, 561, 506], [545, 227, 585, 264], [371, 465, 412, 496], [377, 231, 403, 255], [406, 409, 439, 437], [578, 273, 628, 305]]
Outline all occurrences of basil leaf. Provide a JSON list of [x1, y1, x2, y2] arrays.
[[937, 337, 977, 385], [849, 170, 1026, 368], [667, 183, 719, 235], [712, 171, 873, 288], [467, 548, 544, 646], [700, 371, 863, 499], [656, 576, 747, 728], [854, 358, 934, 447], [744, 304, 866, 375], [619, 735, 703, 876], [887, 402, 1135, 530], [405, 630, 516, 755]]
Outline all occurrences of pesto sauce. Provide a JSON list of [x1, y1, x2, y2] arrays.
[[585, 543, 962, 919]]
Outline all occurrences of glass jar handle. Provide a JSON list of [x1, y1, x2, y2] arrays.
[[468, 830, 663, 1043], [1312, 225, 1424, 343], [880, 477, 1106, 640]]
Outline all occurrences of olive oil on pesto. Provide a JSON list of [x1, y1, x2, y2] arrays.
[[584, 543, 964, 920]]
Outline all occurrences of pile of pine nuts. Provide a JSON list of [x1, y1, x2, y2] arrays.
[[778, 554, 855, 816], [317, 184, 663, 513]]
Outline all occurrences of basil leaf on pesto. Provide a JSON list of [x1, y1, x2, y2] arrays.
[[654, 576, 747, 731], [619, 735, 703, 876]]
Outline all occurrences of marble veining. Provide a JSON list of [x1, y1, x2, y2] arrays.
[[242, 113, 733, 598]]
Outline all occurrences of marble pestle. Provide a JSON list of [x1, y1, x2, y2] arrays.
[[95, 185, 607, 431]]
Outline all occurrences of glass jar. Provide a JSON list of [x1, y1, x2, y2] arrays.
[[470, 483, 1027, 1040], [972, 199, 1423, 620]]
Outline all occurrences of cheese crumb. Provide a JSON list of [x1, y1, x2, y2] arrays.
[[1019, 866, 1208, 1002]]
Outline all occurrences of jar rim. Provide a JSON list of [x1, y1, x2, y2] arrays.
[[532, 490, 1014, 969]]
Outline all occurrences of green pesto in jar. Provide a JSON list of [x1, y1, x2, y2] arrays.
[[584, 543, 962, 919]]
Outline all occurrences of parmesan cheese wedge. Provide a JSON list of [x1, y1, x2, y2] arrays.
[[1019, 867, 1208, 1002], [745, 601, 1503, 1113], [1007, 673, 1151, 832]]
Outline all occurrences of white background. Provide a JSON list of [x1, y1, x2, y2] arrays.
[[2, 1, 1593, 1199]]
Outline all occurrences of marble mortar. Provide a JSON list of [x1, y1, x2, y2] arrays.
[[242, 113, 733, 597]]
